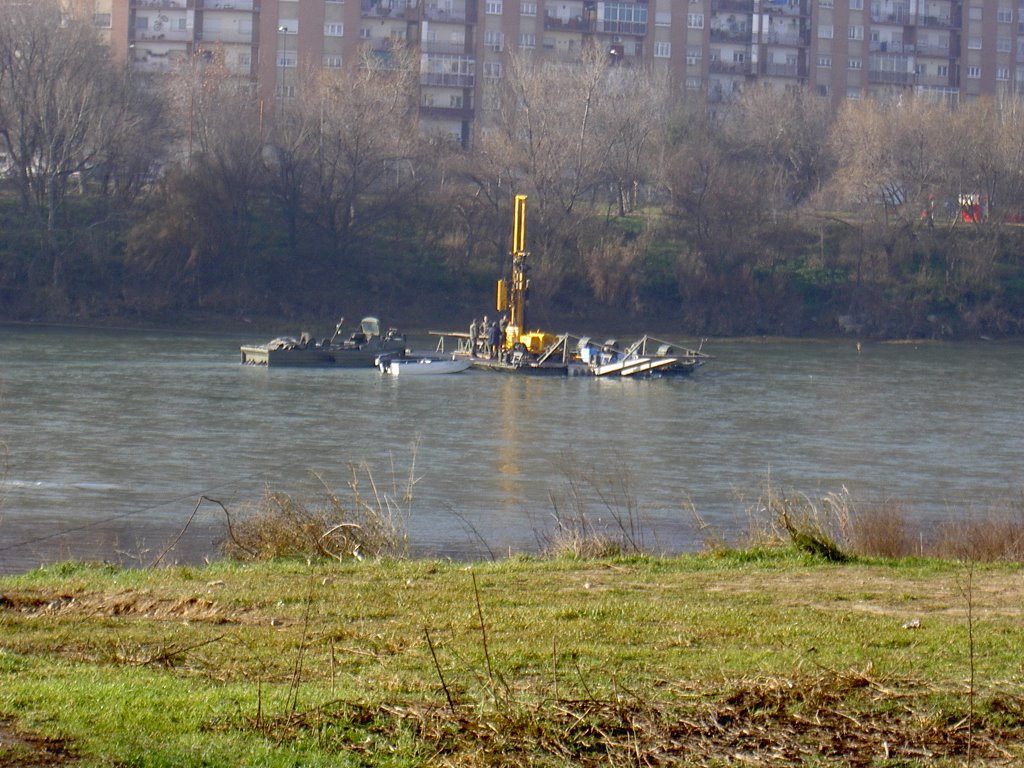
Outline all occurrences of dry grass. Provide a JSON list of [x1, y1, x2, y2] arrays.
[[537, 459, 649, 558], [220, 458, 415, 562], [701, 481, 1024, 563], [240, 666, 1024, 767], [934, 495, 1024, 562]]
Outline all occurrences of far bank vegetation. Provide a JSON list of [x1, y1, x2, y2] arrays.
[[2, 0, 1024, 337]]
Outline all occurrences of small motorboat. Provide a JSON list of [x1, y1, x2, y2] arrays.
[[378, 354, 472, 376]]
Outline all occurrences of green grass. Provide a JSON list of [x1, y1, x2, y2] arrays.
[[1, 553, 1022, 766]]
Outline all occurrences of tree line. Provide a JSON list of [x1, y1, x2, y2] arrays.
[[2, 0, 1023, 337]]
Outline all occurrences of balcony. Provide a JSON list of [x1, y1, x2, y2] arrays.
[[132, 28, 193, 43], [762, 30, 809, 47], [868, 69, 914, 84], [424, 7, 467, 23], [709, 59, 752, 75], [361, 0, 411, 20], [919, 15, 958, 30], [544, 14, 591, 32], [869, 40, 911, 53], [760, 0, 807, 18], [598, 20, 647, 35], [420, 104, 474, 121], [915, 41, 950, 57], [711, 0, 754, 12], [198, 0, 257, 9], [420, 40, 469, 55], [710, 27, 752, 43], [420, 72, 475, 87], [131, 0, 187, 9], [196, 30, 255, 44], [869, 3, 912, 25], [762, 61, 806, 77], [915, 73, 953, 87]]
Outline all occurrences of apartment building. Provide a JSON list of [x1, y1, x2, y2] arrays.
[[70, 0, 1024, 145]]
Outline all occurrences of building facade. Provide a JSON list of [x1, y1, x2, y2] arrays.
[[74, 0, 1024, 144]]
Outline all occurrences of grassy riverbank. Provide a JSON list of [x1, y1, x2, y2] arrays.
[[1, 551, 1022, 766]]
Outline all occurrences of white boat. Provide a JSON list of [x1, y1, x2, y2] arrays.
[[378, 355, 472, 376]]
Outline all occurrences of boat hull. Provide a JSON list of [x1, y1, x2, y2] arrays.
[[380, 356, 472, 375], [241, 345, 405, 368]]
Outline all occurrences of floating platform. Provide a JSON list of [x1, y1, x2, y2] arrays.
[[429, 332, 709, 378]]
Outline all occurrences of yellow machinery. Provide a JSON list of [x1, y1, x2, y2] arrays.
[[495, 195, 558, 354]]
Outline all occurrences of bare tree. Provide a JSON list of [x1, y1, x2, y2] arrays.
[[826, 96, 952, 227], [464, 45, 634, 301], [590, 65, 667, 217], [300, 45, 421, 256], [128, 45, 268, 306], [727, 86, 833, 210], [0, 0, 157, 296]]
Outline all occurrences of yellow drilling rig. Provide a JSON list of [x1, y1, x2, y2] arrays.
[[494, 194, 559, 356]]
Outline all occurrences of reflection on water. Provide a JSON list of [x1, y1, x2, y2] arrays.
[[1, 326, 1023, 573]]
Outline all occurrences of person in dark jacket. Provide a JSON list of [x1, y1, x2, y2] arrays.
[[488, 321, 502, 359]]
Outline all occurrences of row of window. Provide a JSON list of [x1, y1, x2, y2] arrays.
[[814, 54, 1011, 80], [818, 0, 1015, 19]]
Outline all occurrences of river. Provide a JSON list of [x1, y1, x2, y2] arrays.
[[1, 324, 1021, 574]]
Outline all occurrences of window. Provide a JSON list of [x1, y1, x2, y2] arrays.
[[687, 13, 704, 28], [276, 51, 297, 67], [848, 57, 862, 69], [136, 16, 149, 30], [819, 0, 833, 6], [484, 30, 504, 50], [968, 37, 982, 49], [518, 32, 536, 48], [486, 1, 502, 13], [520, 2, 536, 15], [324, 23, 343, 36], [656, 12, 671, 26], [654, 41, 671, 57], [732, 50, 746, 63], [999, 36, 1013, 52], [279, 20, 298, 34], [816, 84, 830, 97], [237, 52, 251, 66], [968, 5, 983, 20], [449, 95, 463, 108], [997, 66, 1011, 80], [848, 25, 863, 40], [483, 60, 503, 78], [817, 55, 832, 67], [93, 13, 111, 28], [324, 55, 342, 68], [967, 65, 981, 78], [998, 7, 1013, 22], [818, 24, 834, 39], [847, 87, 861, 99], [275, 84, 296, 99], [685, 77, 702, 89], [849, 0, 863, 9], [686, 45, 702, 64], [603, 0, 647, 30], [937, 63, 949, 77], [359, 27, 370, 38]]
